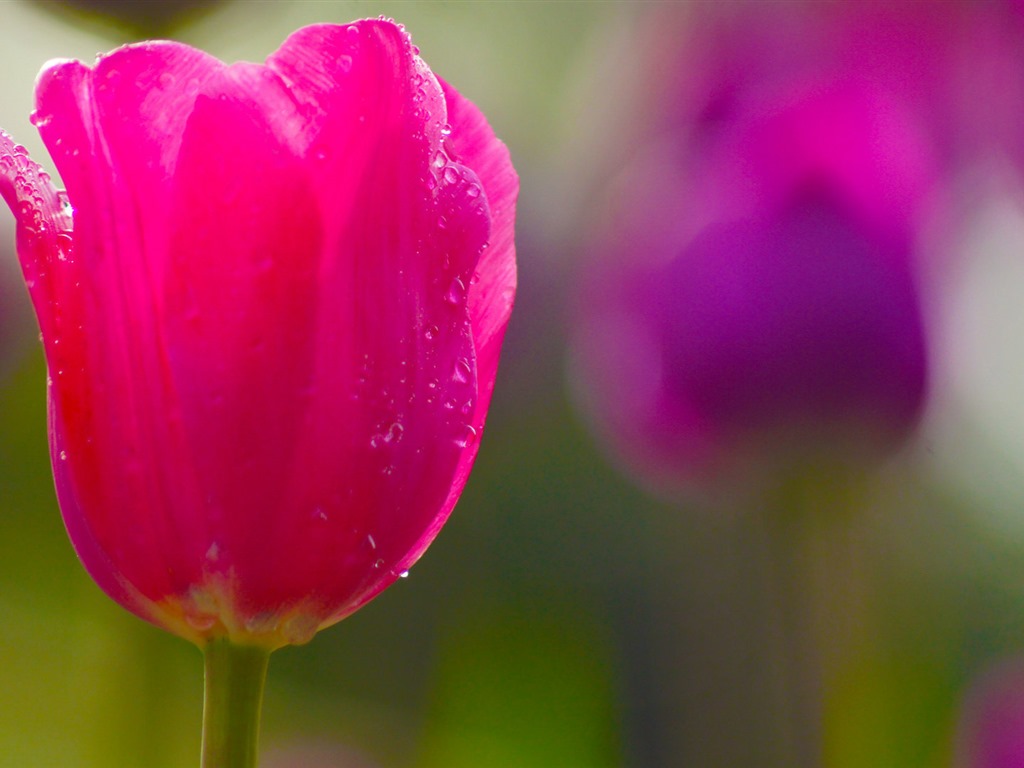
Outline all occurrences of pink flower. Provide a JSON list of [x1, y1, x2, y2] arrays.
[[0, 19, 517, 648]]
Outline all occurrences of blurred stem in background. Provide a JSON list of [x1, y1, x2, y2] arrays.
[[756, 466, 870, 768]]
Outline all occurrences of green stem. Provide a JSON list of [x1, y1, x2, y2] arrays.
[[201, 640, 271, 768]]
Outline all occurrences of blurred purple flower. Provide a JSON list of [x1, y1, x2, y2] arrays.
[[664, 2, 1024, 174], [572, 48, 934, 490], [956, 658, 1024, 768]]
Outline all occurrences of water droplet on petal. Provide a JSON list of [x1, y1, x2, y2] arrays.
[[453, 358, 472, 384], [59, 450, 67, 461], [445, 277, 466, 305], [374, 558, 385, 569], [398, 570, 410, 579], [337, 54, 352, 73], [56, 232, 73, 258], [443, 166, 459, 185], [424, 324, 439, 341], [454, 425, 478, 449]]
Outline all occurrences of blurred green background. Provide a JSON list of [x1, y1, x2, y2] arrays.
[[1, 2, 1024, 767]]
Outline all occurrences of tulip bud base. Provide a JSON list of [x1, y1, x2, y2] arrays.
[[201, 640, 271, 768]]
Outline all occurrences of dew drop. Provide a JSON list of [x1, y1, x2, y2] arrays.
[[337, 54, 353, 73], [432, 150, 446, 169], [59, 450, 67, 461], [374, 558, 385, 569], [454, 424, 478, 449], [371, 422, 404, 448], [452, 358, 472, 384], [445, 277, 466, 305], [365, 533, 377, 551], [424, 324, 439, 341], [466, 184, 481, 199], [440, 123, 452, 137], [398, 570, 410, 579], [56, 232, 73, 257], [443, 166, 459, 185]]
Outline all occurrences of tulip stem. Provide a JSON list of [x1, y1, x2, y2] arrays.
[[201, 640, 271, 768]]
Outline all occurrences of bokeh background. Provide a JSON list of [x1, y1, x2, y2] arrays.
[[2, 2, 1024, 767]]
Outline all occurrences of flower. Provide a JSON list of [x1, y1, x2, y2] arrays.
[[0, 19, 517, 648], [572, 74, 929, 491], [956, 657, 1024, 768]]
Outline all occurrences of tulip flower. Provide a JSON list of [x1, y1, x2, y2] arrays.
[[956, 658, 1024, 768], [0, 18, 516, 767], [572, 77, 929, 492]]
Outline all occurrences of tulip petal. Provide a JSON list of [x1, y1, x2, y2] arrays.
[[160, 61, 323, 612], [437, 79, 518, 500], [31, 46, 229, 612], [188, 20, 492, 624]]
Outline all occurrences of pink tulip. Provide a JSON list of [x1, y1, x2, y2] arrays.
[[0, 19, 517, 649]]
